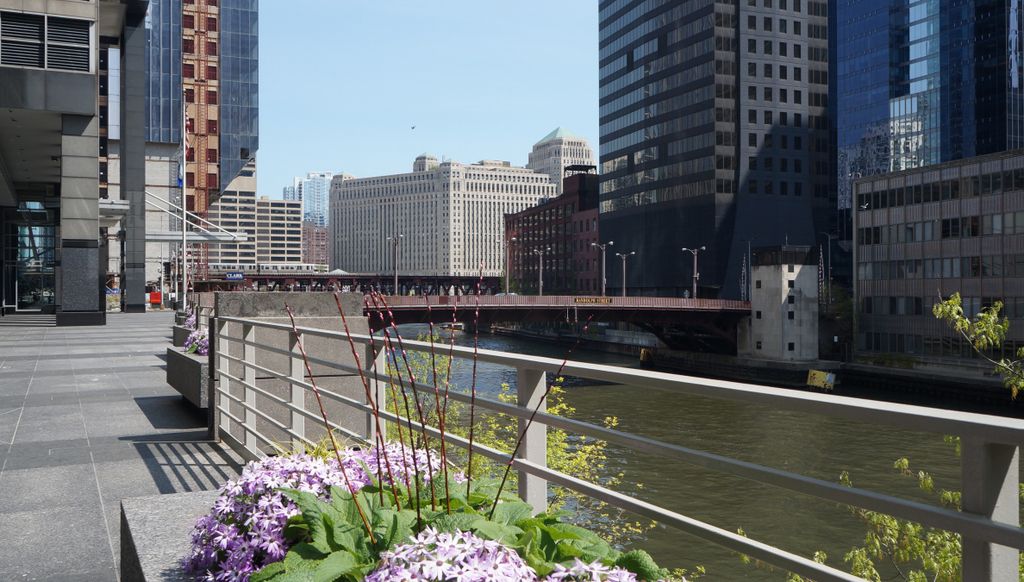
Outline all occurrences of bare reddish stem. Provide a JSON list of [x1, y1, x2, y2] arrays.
[[365, 297, 411, 509], [424, 294, 452, 513], [488, 314, 597, 518], [332, 292, 400, 506], [283, 305, 375, 542], [374, 292, 439, 510], [466, 266, 484, 498]]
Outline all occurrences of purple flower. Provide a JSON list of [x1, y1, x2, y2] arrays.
[[185, 328, 209, 356], [367, 528, 537, 582], [543, 559, 640, 581], [182, 452, 372, 581]]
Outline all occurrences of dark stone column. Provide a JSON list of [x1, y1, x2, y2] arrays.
[[121, 5, 148, 313], [57, 114, 105, 327]]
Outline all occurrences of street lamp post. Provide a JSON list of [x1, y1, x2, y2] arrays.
[[681, 246, 706, 298], [615, 251, 636, 297], [533, 247, 551, 296], [387, 234, 404, 295], [505, 236, 517, 294], [591, 240, 614, 296]]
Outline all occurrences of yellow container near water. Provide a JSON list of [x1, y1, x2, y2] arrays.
[[807, 369, 836, 390]]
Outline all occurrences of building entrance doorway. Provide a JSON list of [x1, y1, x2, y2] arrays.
[[2, 203, 57, 313]]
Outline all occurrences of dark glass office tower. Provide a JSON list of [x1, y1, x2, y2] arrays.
[[144, 0, 258, 200], [598, 0, 832, 298], [836, 0, 1024, 211]]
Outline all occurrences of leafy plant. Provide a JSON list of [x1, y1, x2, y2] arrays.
[[254, 477, 671, 581]]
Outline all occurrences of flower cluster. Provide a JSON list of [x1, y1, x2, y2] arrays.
[[185, 311, 197, 330], [367, 528, 536, 582], [182, 452, 371, 581], [544, 559, 639, 581], [185, 328, 209, 356], [365, 441, 464, 487]]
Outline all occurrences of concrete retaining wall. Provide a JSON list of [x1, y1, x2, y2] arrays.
[[213, 292, 375, 453]]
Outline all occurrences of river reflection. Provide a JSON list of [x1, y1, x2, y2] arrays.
[[396, 325, 972, 580]]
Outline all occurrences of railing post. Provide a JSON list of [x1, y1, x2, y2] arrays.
[[365, 343, 387, 440], [211, 317, 227, 441], [242, 323, 257, 453], [961, 437, 1019, 581], [516, 367, 547, 514], [289, 330, 305, 449]]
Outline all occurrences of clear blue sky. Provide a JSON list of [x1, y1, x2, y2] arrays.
[[258, 1, 600, 196]]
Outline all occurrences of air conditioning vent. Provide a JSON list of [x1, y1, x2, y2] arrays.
[[0, 39, 43, 67], [47, 44, 89, 71], [0, 12, 43, 40], [46, 17, 89, 45], [0, 12, 90, 71]]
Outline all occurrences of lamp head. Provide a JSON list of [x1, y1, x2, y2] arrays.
[[699, 245, 706, 251]]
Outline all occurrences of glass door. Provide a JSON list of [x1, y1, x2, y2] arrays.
[[3, 203, 56, 312]]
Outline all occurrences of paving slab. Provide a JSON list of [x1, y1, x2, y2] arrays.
[[0, 312, 243, 581]]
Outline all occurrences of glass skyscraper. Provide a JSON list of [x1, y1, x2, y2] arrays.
[[836, 0, 1024, 210], [143, 0, 258, 199], [598, 0, 832, 298]]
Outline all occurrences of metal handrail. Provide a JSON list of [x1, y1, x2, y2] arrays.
[[212, 315, 1024, 582]]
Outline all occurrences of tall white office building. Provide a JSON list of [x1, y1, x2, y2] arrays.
[[526, 128, 594, 195], [293, 172, 334, 227], [330, 154, 556, 277]]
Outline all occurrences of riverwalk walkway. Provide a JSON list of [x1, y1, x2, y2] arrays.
[[0, 312, 242, 581]]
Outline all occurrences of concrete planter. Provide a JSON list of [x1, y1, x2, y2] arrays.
[[172, 325, 192, 347], [166, 347, 209, 409]]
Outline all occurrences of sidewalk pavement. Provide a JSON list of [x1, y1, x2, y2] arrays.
[[0, 312, 242, 581]]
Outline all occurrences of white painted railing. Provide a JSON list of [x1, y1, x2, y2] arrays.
[[211, 315, 1024, 582]]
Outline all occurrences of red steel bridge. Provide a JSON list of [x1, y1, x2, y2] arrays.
[[368, 295, 752, 351]]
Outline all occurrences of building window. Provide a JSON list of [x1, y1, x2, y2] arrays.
[[205, 40, 217, 56], [788, 311, 795, 320], [184, 14, 194, 28], [206, 65, 218, 80], [788, 264, 795, 272], [756, 311, 762, 319], [788, 342, 795, 351], [788, 295, 795, 304], [206, 149, 217, 163], [206, 17, 218, 32], [183, 38, 194, 53], [207, 119, 218, 134], [185, 88, 195, 102], [755, 280, 762, 289], [788, 280, 795, 289], [184, 63, 195, 77], [206, 172, 218, 187], [756, 341, 763, 350], [207, 90, 218, 104]]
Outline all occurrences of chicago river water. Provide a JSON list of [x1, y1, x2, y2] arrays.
[[397, 325, 973, 580]]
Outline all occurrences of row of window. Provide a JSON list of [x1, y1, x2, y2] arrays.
[[858, 254, 1024, 280], [859, 212, 1024, 246], [746, 15, 804, 34], [857, 168, 1024, 210]]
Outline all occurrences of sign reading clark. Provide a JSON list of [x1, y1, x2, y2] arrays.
[[573, 297, 613, 305]]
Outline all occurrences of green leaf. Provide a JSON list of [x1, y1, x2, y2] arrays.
[[281, 489, 330, 549], [490, 501, 534, 525], [472, 519, 522, 544], [312, 550, 360, 582], [250, 561, 286, 582], [615, 549, 666, 581], [429, 512, 486, 534]]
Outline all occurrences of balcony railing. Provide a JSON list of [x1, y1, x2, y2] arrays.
[[211, 314, 1024, 582]]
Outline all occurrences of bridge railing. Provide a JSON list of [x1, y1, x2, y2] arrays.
[[384, 294, 750, 311], [211, 315, 1023, 582]]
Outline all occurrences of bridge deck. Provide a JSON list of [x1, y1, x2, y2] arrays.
[[382, 295, 750, 312]]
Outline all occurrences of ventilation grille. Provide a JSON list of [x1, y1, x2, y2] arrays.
[[1, 12, 43, 40], [0, 11, 90, 72]]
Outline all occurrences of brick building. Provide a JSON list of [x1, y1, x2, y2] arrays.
[[505, 166, 601, 295]]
